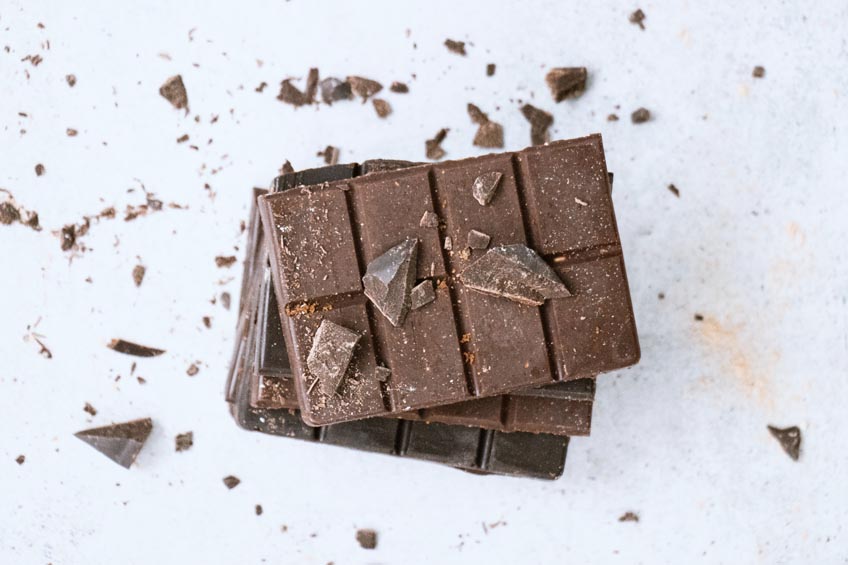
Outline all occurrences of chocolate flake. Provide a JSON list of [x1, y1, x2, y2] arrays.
[[84, 402, 97, 416], [255, 81, 267, 93], [320, 77, 353, 104], [277, 79, 309, 106], [389, 81, 409, 93], [35, 163, 45, 176], [752, 66, 765, 78], [223, 475, 241, 489], [66, 74, 76, 87], [255, 505, 263, 516], [215, 255, 237, 268], [107, 339, 165, 357], [444, 236, 453, 251], [305, 68, 319, 103], [667, 184, 680, 198], [362, 238, 418, 326], [767, 425, 801, 461], [619, 512, 640, 522], [467, 229, 491, 249], [520, 104, 553, 146], [186, 363, 200, 376], [425, 128, 449, 160], [159, 75, 189, 113], [74, 418, 153, 468], [545, 67, 588, 102], [307, 320, 362, 396], [629, 9, 646, 30], [460, 244, 572, 306], [16, 455, 25, 465], [471, 171, 503, 206], [375, 366, 392, 382], [372, 98, 392, 118], [473, 122, 504, 148], [631, 107, 651, 124], [486, 63, 496, 76], [175, 431, 193, 452], [132, 264, 146, 287], [444, 39, 466, 55], [410, 280, 436, 310], [318, 145, 340, 165], [356, 529, 378, 549], [347, 76, 383, 102], [419, 210, 439, 228]]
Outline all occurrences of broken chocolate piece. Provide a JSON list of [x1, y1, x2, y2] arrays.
[[74, 418, 153, 468], [175, 431, 193, 452], [419, 210, 439, 228], [307, 320, 362, 396], [318, 145, 340, 166], [107, 339, 165, 357], [277, 79, 309, 106], [390, 81, 408, 93], [631, 107, 651, 124], [60, 224, 76, 250], [545, 67, 588, 102], [372, 98, 392, 118], [305, 68, 319, 103], [460, 244, 571, 306], [319, 77, 353, 104], [467, 103, 489, 125], [473, 122, 504, 148], [216, 255, 237, 268], [15, 455, 25, 465], [159, 75, 189, 113], [752, 66, 765, 78], [521, 104, 553, 146], [66, 74, 76, 87], [629, 8, 646, 30], [444, 39, 466, 55], [425, 128, 449, 160], [84, 402, 97, 416], [356, 529, 378, 549], [35, 163, 45, 176], [132, 264, 145, 287], [410, 280, 436, 310], [347, 76, 383, 101], [362, 238, 418, 326], [223, 475, 241, 489], [375, 366, 391, 382], [767, 425, 801, 461], [471, 171, 503, 206], [486, 63, 496, 76], [467, 229, 491, 249], [619, 512, 640, 522], [667, 184, 680, 198]]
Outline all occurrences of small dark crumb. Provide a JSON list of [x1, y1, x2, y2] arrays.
[[767, 425, 801, 461], [629, 8, 646, 30], [520, 104, 553, 146], [23, 53, 43, 66], [281, 525, 288, 533], [752, 66, 765, 78], [545, 67, 588, 102], [16, 455, 25, 465], [177, 134, 189, 143], [389, 81, 408, 93], [619, 512, 640, 522], [486, 63, 496, 76], [607, 113, 619, 121], [66, 74, 76, 87], [175, 431, 193, 452], [202, 316, 212, 328], [694, 313, 704, 321], [35, 163, 45, 176], [372, 98, 392, 118], [356, 529, 378, 550], [60, 224, 76, 250], [159, 75, 189, 113], [137, 376, 147, 385], [215, 255, 237, 268], [347, 76, 383, 102], [107, 339, 165, 357], [667, 184, 680, 198], [221, 292, 231, 310], [83, 402, 97, 416], [425, 128, 449, 160], [132, 264, 146, 287], [255, 504, 263, 516], [255, 81, 268, 93], [318, 145, 340, 165], [186, 363, 199, 377], [280, 160, 295, 175], [444, 39, 467, 56], [66, 128, 78, 137], [658, 292, 665, 300], [223, 475, 241, 489], [631, 107, 651, 124]]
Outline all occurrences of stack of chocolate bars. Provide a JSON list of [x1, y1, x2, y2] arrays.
[[226, 135, 639, 479]]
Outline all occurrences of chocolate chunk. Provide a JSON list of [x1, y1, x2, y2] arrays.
[[629, 8, 646, 30], [280, 160, 295, 174], [520, 104, 553, 146], [667, 184, 680, 197], [372, 98, 392, 118], [177, 134, 189, 143], [356, 529, 378, 549], [347, 76, 383, 101], [375, 366, 392, 382], [486, 63, 496, 76], [767, 425, 801, 461], [467, 229, 491, 249], [186, 363, 200, 376], [318, 145, 340, 166], [74, 418, 153, 468], [389, 81, 408, 93], [66, 74, 76, 87], [752, 66, 765, 78], [425, 128, 449, 160], [305, 68, 319, 103], [35, 163, 45, 176], [159, 75, 189, 113], [362, 238, 418, 326], [410, 280, 436, 310], [473, 122, 504, 148], [60, 224, 76, 250], [277, 79, 310, 106], [471, 171, 503, 206], [132, 264, 145, 287], [84, 402, 97, 416], [619, 512, 640, 522], [443, 236, 453, 250], [467, 103, 489, 125], [175, 431, 193, 452], [107, 339, 165, 357], [545, 67, 588, 102], [0, 202, 21, 225], [607, 113, 619, 121], [460, 244, 571, 306], [444, 39, 466, 55], [223, 475, 241, 489], [16, 455, 25, 465], [307, 320, 362, 396], [215, 255, 237, 268], [319, 77, 353, 104], [419, 210, 439, 228], [631, 107, 651, 124], [255, 504, 263, 515]]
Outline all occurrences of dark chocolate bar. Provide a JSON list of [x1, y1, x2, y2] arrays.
[[259, 135, 639, 425]]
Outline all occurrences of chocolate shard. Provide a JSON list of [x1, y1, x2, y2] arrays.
[[460, 244, 571, 306], [545, 67, 587, 102], [631, 107, 651, 124], [375, 366, 391, 382], [74, 418, 153, 468], [307, 320, 361, 396], [347, 76, 383, 101], [277, 79, 309, 107], [319, 77, 353, 104], [473, 121, 504, 148], [159, 75, 189, 113], [467, 103, 489, 125], [425, 128, 448, 160], [521, 104, 553, 146], [107, 339, 165, 357], [419, 210, 439, 228], [767, 425, 801, 461], [372, 98, 392, 118], [410, 280, 436, 310], [467, 229, 491, 249], [356, 529, 378, 549], [471, 171, 503, 206], [362, 238, 419, 326]]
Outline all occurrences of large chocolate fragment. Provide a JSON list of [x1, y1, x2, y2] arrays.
[[471, 171, 503, 206], [74, 418, 153, 468], [545, 67, 587, 102], [362, 238, 418, 326], [159, 75, 188, 113], [410, 280, 436, 310], [460, 244, 571, 305], [521, 104, 553, 146], [307, 320, 361, 396]]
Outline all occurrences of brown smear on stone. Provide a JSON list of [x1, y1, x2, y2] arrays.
[[347, 76, 383, 102], [425, 128, 449, 160], [629, 9, 646, 30], [356, 529, 378, 549], [132, 264, 146, 287], [631, 107, 651, 124], [619, 512, 640, 522], [545, 67, 588, 102], [372, 98, 392, 118], [215, 255, 237, 268], [175, 431, 194, 452], [107, 339, 165, 357], [520, 104, 553, 146], [767, 425, 801, 460], [84, 402, 97, 416], [159, 75, 189, 113], [223, 475, 241, 489], [444, 39, 466, 55]]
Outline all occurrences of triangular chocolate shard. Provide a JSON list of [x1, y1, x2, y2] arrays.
[[767, 425, 801, 461], [460, 244, 571, 306], [74, 418, 153, 469], [307, 320, 361, 396], [471, 171, 503, 206], [362, 238, 418, 326]]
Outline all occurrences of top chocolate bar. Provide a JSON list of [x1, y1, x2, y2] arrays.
[[259, 135, 639, 425]]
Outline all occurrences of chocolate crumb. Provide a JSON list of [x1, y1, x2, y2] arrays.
[[276, 74, 314, 107], [159, 75, 189, 113], [66, 128, 78, 137], [752, 66, 765, 78], [389, 81, 409, 93], [631, 107, 651, 124], [16, 455, 25, 465], [607, 113, 619, 121], [60, 224, 76, 250], [255, 505, 263, 516], [221, 292, 231, 310], [467, 103, 489, 125], [520, 104, 553, 146], [629, 9, 646, 30], [305, 68, 319, 103], [767, 425, 801, 461], [280, 160, 295, 175], [35, 163, 45, 176], [619, 512, 640, 522], [545, 67, 588, 102], [372, 98, 392, 118], [347, 76, 383, 102], [467, 229, 491, 249], [658, 292, 665, 300], [667, 184, 680, 198], [0, 202, 21, 225], [175, 432, 193, 452], [215, 255, 237, 268], [132, 264, 146, 287], [356, 529, 378, 550], [318, 145, 340, 165], [177, 134, 189, 143], [486, 63, 496, 76], [186, 363, 199, 377], [83, 402, 97, 416], [444, 39, 467, 55], [694, 313, 704, 321], [107, 339, 165, 357], [255, 81, 267, 93], [473, 122, 504, 149], [425, 128, 449, 160], [223, 475, 241, 489], [66, 74, 77, 87], [137, 376, 146, 385], [202, 316, 212, 328]]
